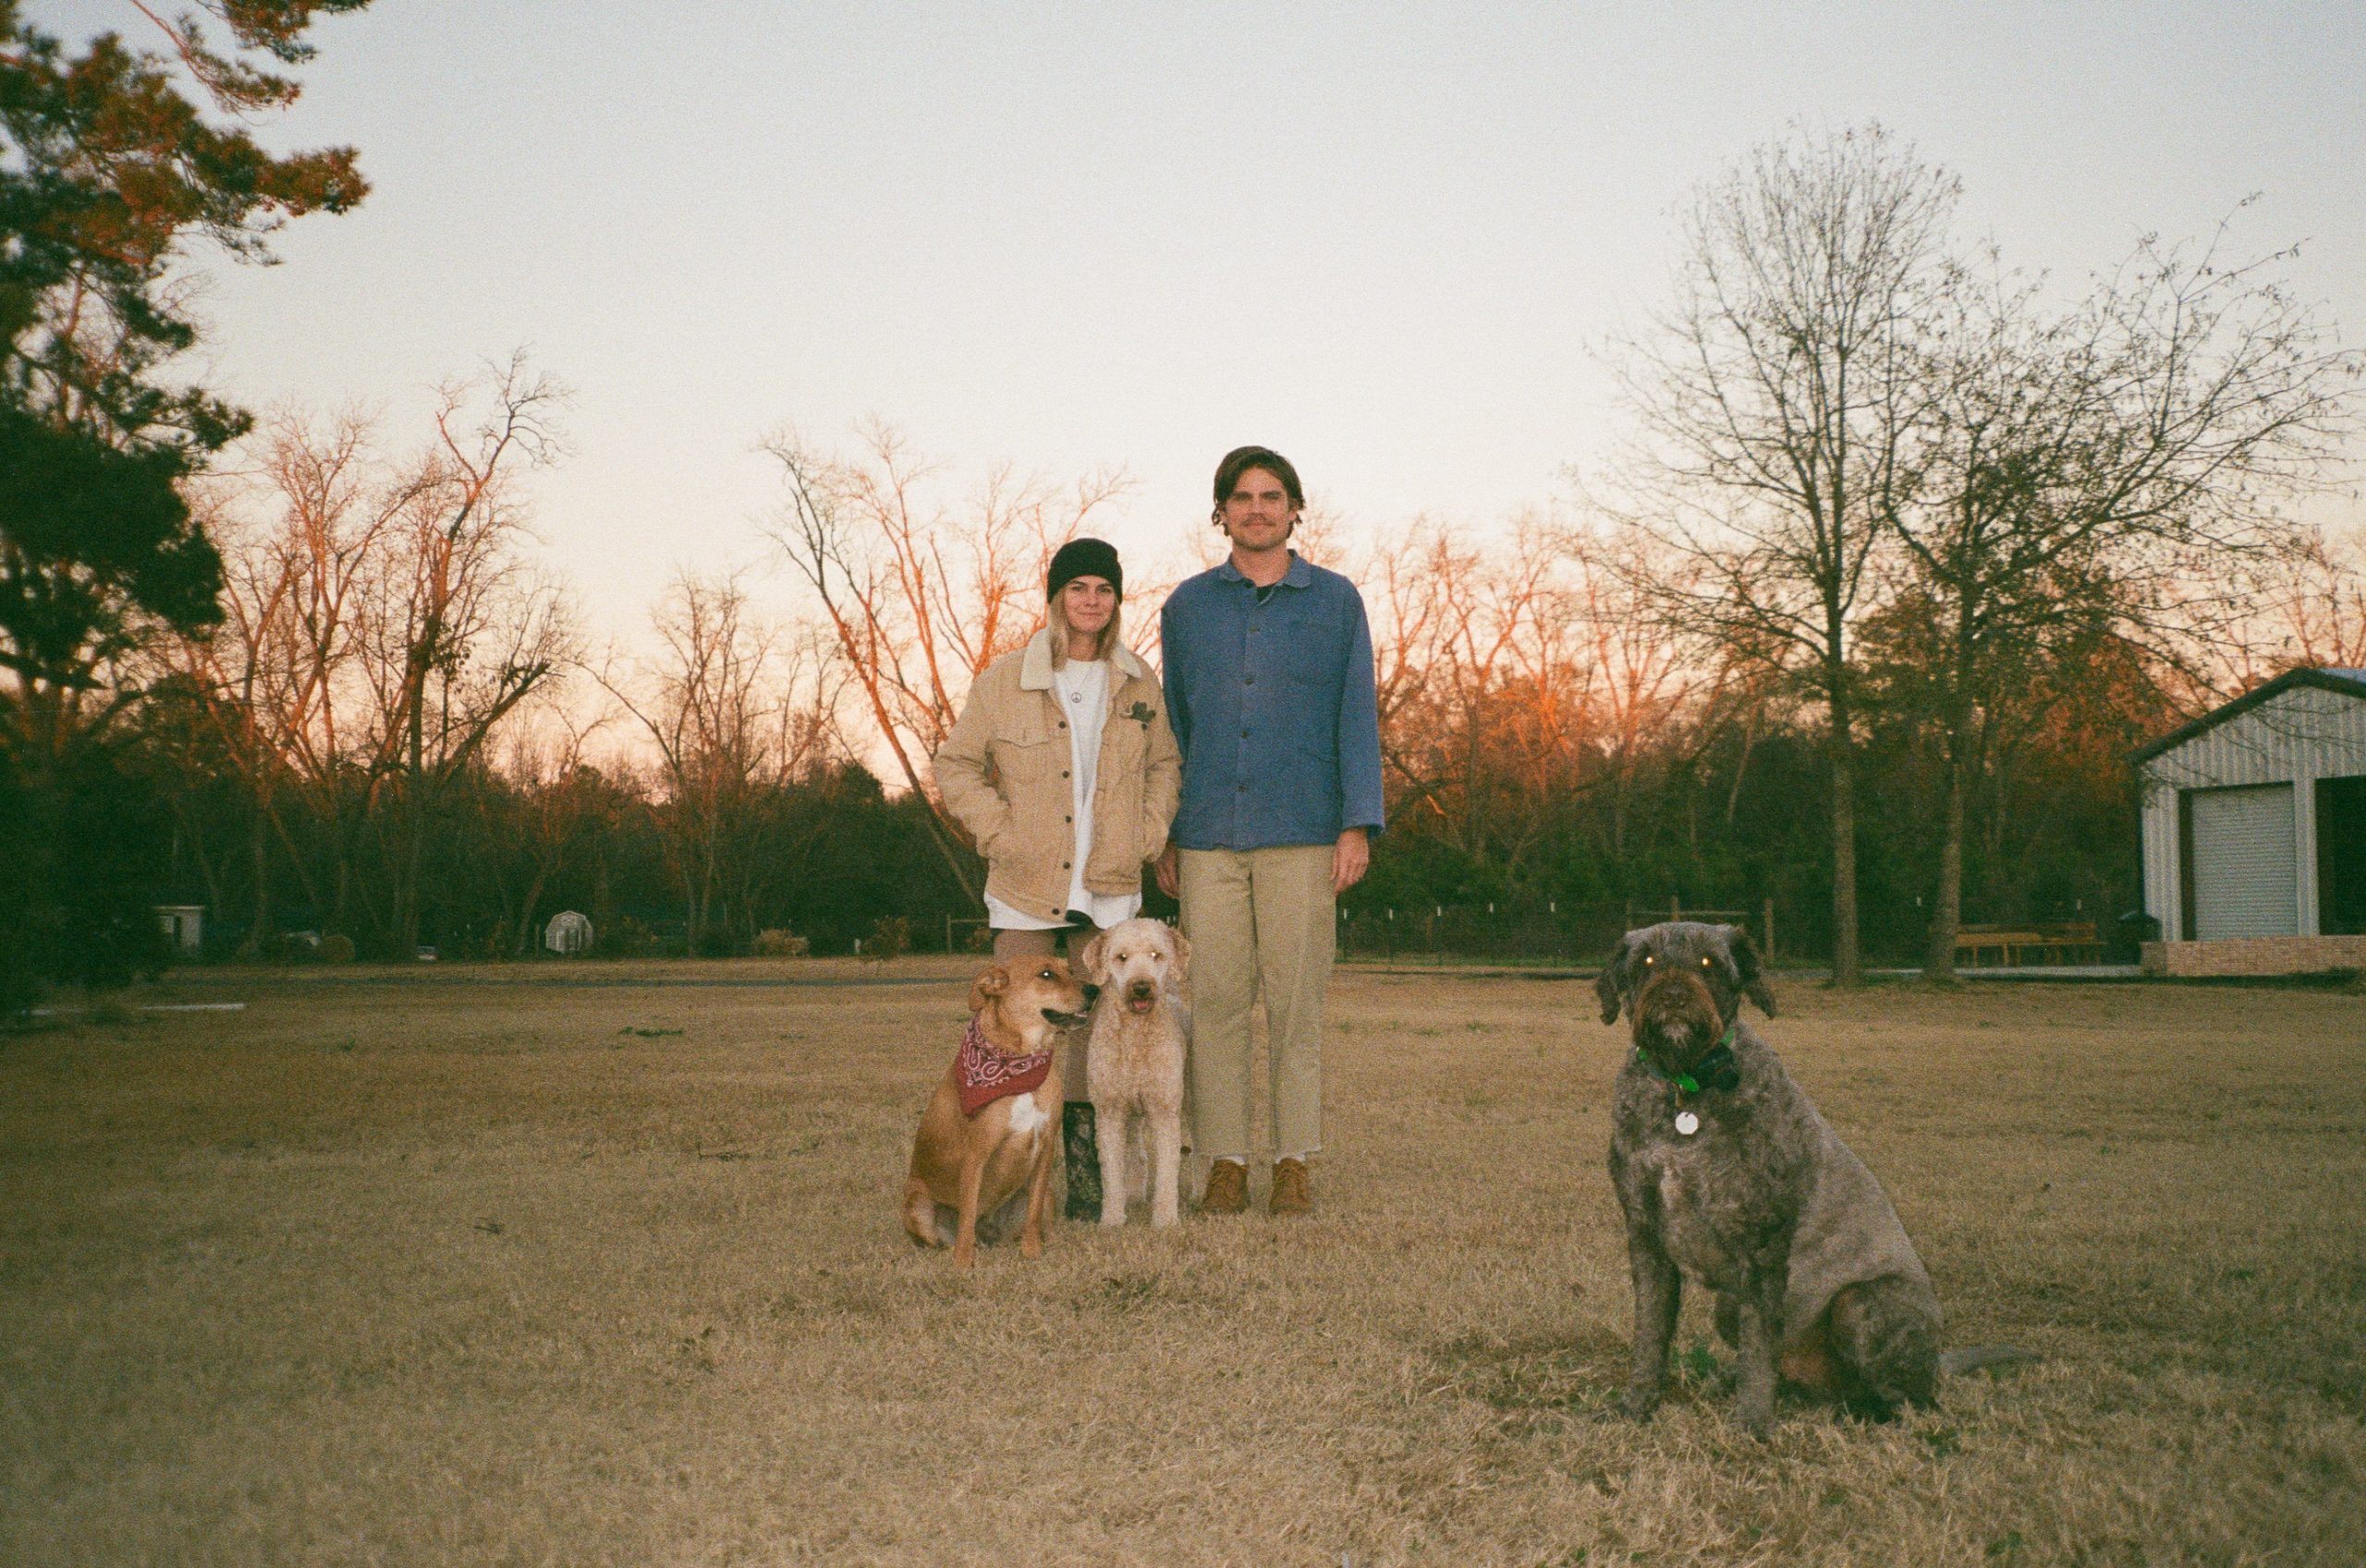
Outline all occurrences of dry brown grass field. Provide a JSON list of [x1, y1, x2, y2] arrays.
[[4, 960, 2362, 1567]]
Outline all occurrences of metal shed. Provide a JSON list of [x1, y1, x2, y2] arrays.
[[2134, 667, 2366, 975]]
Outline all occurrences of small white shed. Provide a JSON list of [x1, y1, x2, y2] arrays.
[[2135, 667, 2366, 975], [544, 910, 594, 955], [153, 905, 203, 954]]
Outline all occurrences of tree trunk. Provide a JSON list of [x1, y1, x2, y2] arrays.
[[1924, 740, 1970, 979], [1827, 689, 1862, 988], [514, 864, 550, 957], [1723, 711, 1758, 828], [248, 806, 273, 956]]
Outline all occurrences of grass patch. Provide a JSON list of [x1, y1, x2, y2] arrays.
[[1, 964, 2360, 1564]]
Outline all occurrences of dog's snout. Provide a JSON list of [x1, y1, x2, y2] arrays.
[[1638, 967, 1716, 1010], [1635, 968, 1721, 1043], [1080, 983, 1101, 1004], [1128, 980, 1156, 999]]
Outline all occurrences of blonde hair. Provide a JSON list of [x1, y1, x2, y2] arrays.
[[1046, 593, 1122, 671]]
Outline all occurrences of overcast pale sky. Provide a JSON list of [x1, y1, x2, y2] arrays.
[[37, 1, 2366, 643]]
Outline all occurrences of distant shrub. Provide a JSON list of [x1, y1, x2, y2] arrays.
[[863, 916, 910, 963], [694, 927, 738, 958], [751, 928, 810, 957], [319, 934, 356, 964], [601, 916, 661, 957]]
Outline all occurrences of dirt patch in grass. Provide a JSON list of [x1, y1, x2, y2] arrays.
[[3, 966, 2361, 1565]]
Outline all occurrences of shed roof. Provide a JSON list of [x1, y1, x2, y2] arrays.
[[2133, 666, 2366, 764]]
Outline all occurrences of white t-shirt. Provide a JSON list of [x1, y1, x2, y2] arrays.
[[984, 658, 1142, 932]]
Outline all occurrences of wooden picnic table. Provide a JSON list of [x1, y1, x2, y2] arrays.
[[1952, 923, 2104, 966]]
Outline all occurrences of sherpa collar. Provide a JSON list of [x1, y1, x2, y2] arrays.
[[955, 1015, 1053, 1117], [1017, 626, 1151, 691]]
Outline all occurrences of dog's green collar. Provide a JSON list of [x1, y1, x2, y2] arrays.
[[1634, 1026, 1740, 1100]]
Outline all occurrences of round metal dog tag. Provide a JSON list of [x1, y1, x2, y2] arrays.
[[1674, 1110, 1701, 1136]]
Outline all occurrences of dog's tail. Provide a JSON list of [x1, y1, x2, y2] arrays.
[[1939, 1344, 2039, 1378]]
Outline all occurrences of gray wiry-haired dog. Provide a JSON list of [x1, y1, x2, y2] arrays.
[[1598, 922, 1948, 1435]]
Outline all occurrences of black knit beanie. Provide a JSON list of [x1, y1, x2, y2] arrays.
[[1047, 537, 1123, 600]]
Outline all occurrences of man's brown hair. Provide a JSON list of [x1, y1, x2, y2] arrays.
[[1211, 445, 1304, 516]]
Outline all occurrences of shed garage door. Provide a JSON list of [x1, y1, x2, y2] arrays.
[[2189, 784, 2299, 939]]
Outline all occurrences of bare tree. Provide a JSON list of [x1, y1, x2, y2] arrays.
[[490, 703, 623, 956], [159, 407, 425, 945], [596, 571, 844, 951], [1368, 517, 1589, 871], [2250, 521, 2366, 675], [1893, 224, 2358, 975], [360, 355, 574, 953], [1604, 123, 1961, 983], [160, 362, 573, 953], [757, 421, 1128, 897]]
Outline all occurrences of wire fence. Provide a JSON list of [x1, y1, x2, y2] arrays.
[[1336, 897, 1779, 966], [946, 901, 1784, 967]]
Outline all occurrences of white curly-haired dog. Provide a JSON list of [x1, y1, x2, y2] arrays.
[[1076, 917, 1191, 1228]]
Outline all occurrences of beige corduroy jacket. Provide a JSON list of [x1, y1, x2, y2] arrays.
[[933, 630, 1182, 925]]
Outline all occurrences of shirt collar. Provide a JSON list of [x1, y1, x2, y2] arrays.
[[1215, 551, 1312, 590]]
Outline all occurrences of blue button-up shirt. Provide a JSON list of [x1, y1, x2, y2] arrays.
[[1159, 553, 1386, 851]]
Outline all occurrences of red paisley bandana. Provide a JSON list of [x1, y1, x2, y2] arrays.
[[956, 1015, 1053, 1117]]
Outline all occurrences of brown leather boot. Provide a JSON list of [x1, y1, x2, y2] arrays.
[[1199, 1159, 1248, 1215], [1269, 1157, 1311, 1216]]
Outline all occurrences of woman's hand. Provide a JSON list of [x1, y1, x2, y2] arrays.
[[1154, 845, 1179, 898]]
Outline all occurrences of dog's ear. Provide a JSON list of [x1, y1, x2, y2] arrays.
[[1166, 926, 1190, 980], [1596, 932, 1634, 1025], [968, 963, 1010, 1015], [1726, 925, 1775, 1017], [1076, 931, 1109, 985]]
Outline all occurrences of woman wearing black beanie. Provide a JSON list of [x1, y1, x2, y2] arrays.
[[933, 538, 1181, 1220]]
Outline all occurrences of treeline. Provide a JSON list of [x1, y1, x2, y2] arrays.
[[120, 470, 2364, 971], [11, 388, 2362, 987]]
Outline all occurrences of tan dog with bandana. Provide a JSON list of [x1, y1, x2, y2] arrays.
[[904, 957, 1094, 1268]]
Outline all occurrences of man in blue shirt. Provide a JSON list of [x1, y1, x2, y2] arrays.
[[1155, 446, 1384, 1216]]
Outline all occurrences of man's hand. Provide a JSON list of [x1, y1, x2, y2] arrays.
[[1154, 845, 1179, 898], [1331, 828, 1370, 895]]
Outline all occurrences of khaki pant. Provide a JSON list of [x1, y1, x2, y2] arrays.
[[1177, 844, 1335, 1162]]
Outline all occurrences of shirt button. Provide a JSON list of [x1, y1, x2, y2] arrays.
[[1243, 675, 1254, 686], [1240, 728, 1250, 738], [1061, 770, 1070, 779]]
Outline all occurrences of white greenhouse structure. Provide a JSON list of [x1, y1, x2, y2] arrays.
[[544, 910, 595, 955], [2135, 667, 2366, 976]]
